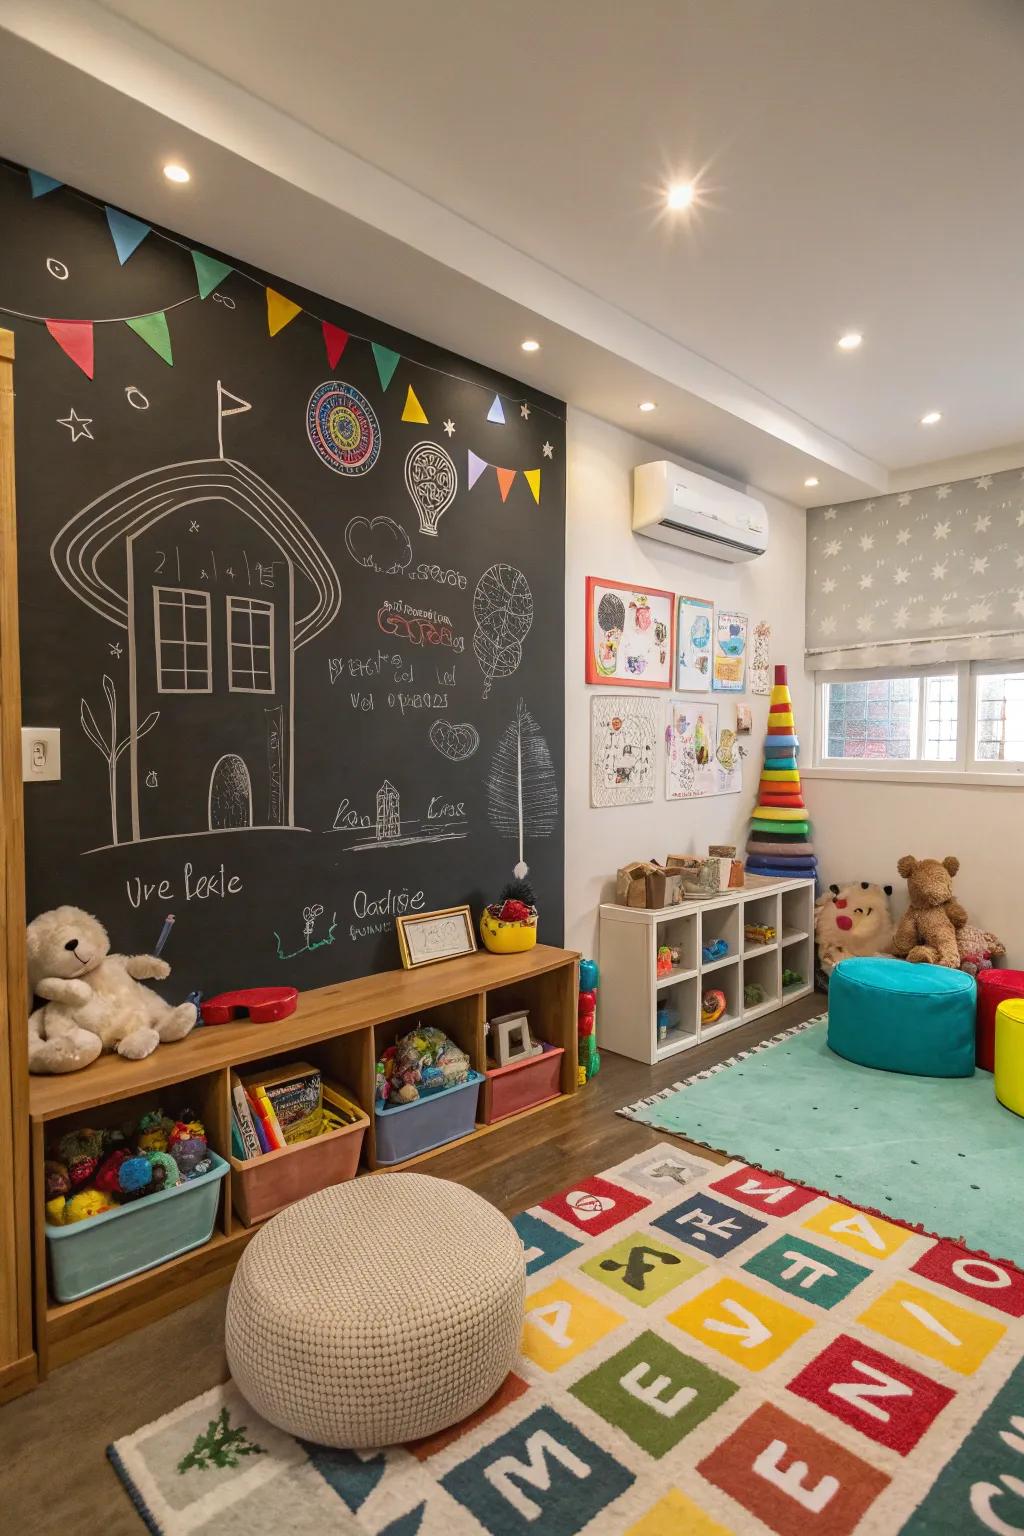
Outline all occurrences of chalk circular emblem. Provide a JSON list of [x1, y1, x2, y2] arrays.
[[306, 381, 380, 475]]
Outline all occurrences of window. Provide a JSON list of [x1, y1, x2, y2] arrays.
[[816, 660, 1024, 774], [226, 595, 275, 693], [153, 587, 212, 693]]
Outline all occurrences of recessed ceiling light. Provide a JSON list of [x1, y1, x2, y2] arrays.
[[837, 331, 862, 351], [804, 477, 819, 488], [666, 182, 695, 211], [920, 410, 942, 425], [163, 163, 190, 184], [520, 338, 540, 353], [638, 400, 657, 412]]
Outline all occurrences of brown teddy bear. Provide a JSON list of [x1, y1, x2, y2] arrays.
[[892, 855, 967, 968]]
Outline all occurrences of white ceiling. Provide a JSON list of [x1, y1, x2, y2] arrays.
[[2, 0, 1023, 502]]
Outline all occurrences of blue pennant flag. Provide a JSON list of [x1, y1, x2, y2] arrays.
[[28, 170, 63, 199], [105, 206, 152, 265], [487, 394, 506, 424]]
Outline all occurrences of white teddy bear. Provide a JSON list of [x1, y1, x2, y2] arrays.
[[27, 905, 197, 1074]]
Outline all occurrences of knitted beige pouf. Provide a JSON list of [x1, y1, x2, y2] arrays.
[[225, 1172, 525, 1447]]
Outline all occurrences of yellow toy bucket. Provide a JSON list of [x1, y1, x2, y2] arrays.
[[480, 908, 538, 954]]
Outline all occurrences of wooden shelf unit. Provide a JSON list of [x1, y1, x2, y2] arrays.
[[598, 876, 815, 1065], [29, 944, 579, 1375]]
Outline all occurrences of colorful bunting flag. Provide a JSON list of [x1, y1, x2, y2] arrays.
[[401, 385, 428, 424], [28, 170, 62, 199], [371, 343, 401, 392], [487, 394, 506, 424], [523, 468, 541, 505], [192, 251, 233, 300], [105, 207, 151, 265], [45, 319, 94, 379], [495, 467, 516, 503], [126, 311, 173, 366], [266, 288, 302, 337], [322, 322, 349, 369], [467, 449, 488, 490]]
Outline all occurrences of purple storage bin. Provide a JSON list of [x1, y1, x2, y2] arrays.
[[374, 1071, 483, 1166]]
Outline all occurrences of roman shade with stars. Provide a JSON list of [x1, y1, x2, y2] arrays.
[[805, 467, 1024, 671]]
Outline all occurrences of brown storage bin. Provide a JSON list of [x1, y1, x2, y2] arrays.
[[229, 1083, 368, 1227]]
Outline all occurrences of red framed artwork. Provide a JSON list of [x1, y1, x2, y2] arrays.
[[585, 577, 676, 688]]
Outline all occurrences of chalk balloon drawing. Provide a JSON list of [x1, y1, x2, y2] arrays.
[[404, 441, 458, 536], [473, 563, 534, 699]]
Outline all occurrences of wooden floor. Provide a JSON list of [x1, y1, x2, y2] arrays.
[[0, 996, 822, 1535]]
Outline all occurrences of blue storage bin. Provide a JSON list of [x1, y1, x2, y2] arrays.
[[46, 1153, 229, 1303], [375, 1071, 483, 1166]]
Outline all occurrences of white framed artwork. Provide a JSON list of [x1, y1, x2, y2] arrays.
[[590, 693, 658, 807], [675, 594, 714, 692]]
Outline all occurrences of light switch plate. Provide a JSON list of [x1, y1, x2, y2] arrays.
[[21, 727, 61, 782]]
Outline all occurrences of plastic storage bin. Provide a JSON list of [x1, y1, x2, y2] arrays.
[[482, 1045, 564, 1123], [230, 1085, 369, 1227], [46, 1153, 229, 1303], [374, 1071, 483, 1166]]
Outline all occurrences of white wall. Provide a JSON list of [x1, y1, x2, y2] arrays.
[[563, 407, 810, 959]]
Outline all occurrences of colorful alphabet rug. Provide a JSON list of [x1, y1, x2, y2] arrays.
[[110, 1145, 1024, 1535]]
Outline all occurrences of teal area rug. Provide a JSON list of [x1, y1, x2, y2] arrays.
[[619, 1016, 1024, 1267]]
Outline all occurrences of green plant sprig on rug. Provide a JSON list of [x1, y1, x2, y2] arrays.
[[177, 1406, 265, 1474]]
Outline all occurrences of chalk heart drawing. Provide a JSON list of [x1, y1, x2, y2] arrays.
[[344, 515, 412, 575], [473, 562, 534, 700], [404, 440, 458, 537], [565, 1191, 615, 1220], [306, 380, 381, 476], [428, 718, 480, 761]]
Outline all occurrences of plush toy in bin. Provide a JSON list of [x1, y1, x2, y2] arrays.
[[375, 1025, 471, 1106], [480, 879, 539, 954], [44, 1107, 210, 1226], [578, 957, 601, 1084]]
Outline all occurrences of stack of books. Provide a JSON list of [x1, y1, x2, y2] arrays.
[[230, 1062, 361, 1160]]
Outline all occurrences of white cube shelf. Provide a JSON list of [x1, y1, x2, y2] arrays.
[[598, 876, 816, 1064]]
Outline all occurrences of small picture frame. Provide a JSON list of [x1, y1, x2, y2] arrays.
[[396, 905, 477, 969]]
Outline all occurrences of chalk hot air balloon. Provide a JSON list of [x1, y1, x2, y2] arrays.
[[403, 441, 458, 536]]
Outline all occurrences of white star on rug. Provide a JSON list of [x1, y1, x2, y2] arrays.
[[542, 441, 554, 459], [442, 418, 455, 437], [968, 600, 993, 623], [929, 604, 947, 625], [820, 615, 837, 635], [57, 407, 92, 441], [931, 561, 948, 581], [520, 403, 530, 419]]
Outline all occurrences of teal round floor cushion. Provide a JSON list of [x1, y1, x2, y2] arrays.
[[827, 956, 976, 1077]]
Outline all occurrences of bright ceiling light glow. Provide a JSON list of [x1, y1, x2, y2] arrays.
[[920, 410, 942, 425], [666, 182, 695, 211], [163, 163, 190, 184], [804, 477, 819, 488], [837, 331, 862, 351], [638, 400, 657, 412], [520, 339, 540, 352]]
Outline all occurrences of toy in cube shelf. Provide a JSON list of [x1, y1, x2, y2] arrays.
[[745, 982, 767, 1007], [744, 923, 776, 946], [375, 1025, 470, 1106], [578, 957, 601, 1084], [656, 944, 680, 978], [480, 879, 539, 954], [489, 1011, 541, 1067], [44, 1107, 210, 1226], [782, 967, 804, 989], [702, 989, 727, 1025], [701, 938, 729, 964]]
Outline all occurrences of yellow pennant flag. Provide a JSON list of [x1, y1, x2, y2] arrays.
[[523, 468, 541, 505], [401, 385, 428, 424], [266, 287, 302, 337]]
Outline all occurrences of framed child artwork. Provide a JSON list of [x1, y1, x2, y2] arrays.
[[585, 577, 675, 688], [396, 906, 477, 969], [675, 594, 714, 691], [712, 609, 748, 692]]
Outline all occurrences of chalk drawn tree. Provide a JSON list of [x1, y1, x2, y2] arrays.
[[487, 697, 558, 878], [80, 675, 159, 846]]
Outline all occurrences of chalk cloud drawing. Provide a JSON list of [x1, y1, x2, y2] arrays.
[[274, 902, 338, 960], [329, 778, 467, 851], [345, 516, 413, 574], [306, 381, 380, 475], [473, 563, 534, 700], [428, 719, 480, 762], [53, 383, 341, 851], [487, 698, 558, 877], [404, 441, 458, 536], [591, 693, 658, 808], [80, 675, 160, 846]]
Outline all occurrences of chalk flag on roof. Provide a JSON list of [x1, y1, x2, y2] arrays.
[[45, 319, 94, 379], [29, 169, 63, 199], [192, 251, 233, 300], [105, 207, 152, 265], [466, 450, 541, 505], [126, 311, 173, 366], [266, 288, 302, 337]]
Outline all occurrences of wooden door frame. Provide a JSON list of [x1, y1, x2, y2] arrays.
[[0, 327, 36, 1395]]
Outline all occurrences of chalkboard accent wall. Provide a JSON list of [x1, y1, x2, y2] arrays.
[[2, 162, 565, 993]]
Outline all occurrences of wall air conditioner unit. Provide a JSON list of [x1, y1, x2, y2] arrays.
[[632, 460, 768, 562]]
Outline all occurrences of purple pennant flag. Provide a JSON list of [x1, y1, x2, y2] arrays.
[[467, 449, 488, 489]]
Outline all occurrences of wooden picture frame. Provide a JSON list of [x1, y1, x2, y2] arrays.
[[396, 905, 478, 969], [585, 577, 675, 688]]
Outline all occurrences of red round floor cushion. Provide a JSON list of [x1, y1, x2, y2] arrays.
[[977, 969, 1024, 1072]]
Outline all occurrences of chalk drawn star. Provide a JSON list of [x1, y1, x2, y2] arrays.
[[108, 641, 123, 659], [976, 475, 994, 490], [893, 604, 911, 630], [971, 555, 990, 576], [933, 520, 951, 540], [894, 567, 909, 584], [897, 492, 913, 507], [189, 520, 200, 533], [442, 418, 455, 437], [859, 573, 874, 590], [520, 402, 531, 419], [936, 485, 952, 500], [57, 407, 92, 442], [896, 528, 911, 545], [821, 576, 837, 595], [823, 538, 842, 558], [859, 533, 875, 552], [974, 513, 992, 534], [542, 441, 554, 459]]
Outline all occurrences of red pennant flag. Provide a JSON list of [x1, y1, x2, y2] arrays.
[[46, 319, 94, 379], [495, 466, 516, 503], [322, 322, 349, 369]]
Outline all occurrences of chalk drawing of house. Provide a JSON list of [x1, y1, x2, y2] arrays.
[[51, 456, 341, 847]]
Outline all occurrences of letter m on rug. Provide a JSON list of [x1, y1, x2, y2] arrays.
[[485, 1429, 591, 1518]]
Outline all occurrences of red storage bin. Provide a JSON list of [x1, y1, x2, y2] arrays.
[[482, 1045, 565, 1124], [977, 969, 1024, 1072], [229, 1084, 368, 1226]]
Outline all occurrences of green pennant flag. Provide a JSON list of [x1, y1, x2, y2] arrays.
[[126, 311, 173, 366], [371, 342, 401, 392], [192, 250, 233, 300]]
